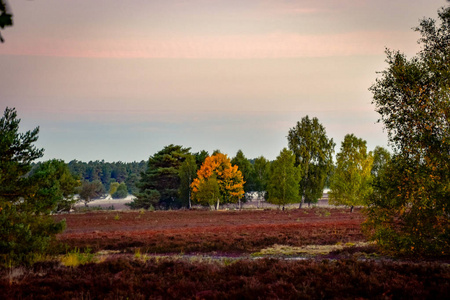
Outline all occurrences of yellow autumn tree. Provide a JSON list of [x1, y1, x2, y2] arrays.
[[191, 152, 245, 210]]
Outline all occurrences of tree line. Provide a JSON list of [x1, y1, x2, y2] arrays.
[[125, 116, 390, 212], [30, 160, 147, 206]]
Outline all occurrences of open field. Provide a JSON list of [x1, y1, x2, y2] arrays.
[[2, 208, 450, 299], [55, 208, 366, 254]]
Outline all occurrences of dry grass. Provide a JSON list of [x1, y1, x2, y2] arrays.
[[252, 242, 371, 257]]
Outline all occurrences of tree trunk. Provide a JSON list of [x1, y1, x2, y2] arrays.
[[350, 205, 354, 213], [216, 198, 220, 210], [299, 164, 309, 209], [188, 175, 192, 209], [299, 197, 304, 209], [188, 190, 191, 209]]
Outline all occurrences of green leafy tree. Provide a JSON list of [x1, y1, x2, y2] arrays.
[[231, 150, 256, 195], [0, 107, 65, 265], [79, 180, 105, 206], [267, 148, 301, 210], [329, 134, 374, 212], [366, 7, 450, 256], [127, 190, 160, 210], [125, 173, 140, 194], [371, 146, 391, 178], [30, 159, 80, 212], [112, 182, 128, 199], [288, 116, 335, 207], [132, 144, 190, 209], [192, 175, 221, 210], [178, 154, 197, 209], [109, 181, 119, 197], [176, 150, 208, 209], [253, 156, 270, 205]]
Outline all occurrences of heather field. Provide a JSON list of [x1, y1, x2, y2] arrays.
[[55, 208, 365, 254], [2, 208, 450, 299]]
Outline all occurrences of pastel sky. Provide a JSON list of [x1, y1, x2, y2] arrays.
[[0, 0, 447, 162]]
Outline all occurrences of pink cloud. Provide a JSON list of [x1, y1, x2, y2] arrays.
[[0, 30, 419, 59]]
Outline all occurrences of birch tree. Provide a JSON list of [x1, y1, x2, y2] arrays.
[[267, 148, 301, 210], [329, 134, 374, 212]]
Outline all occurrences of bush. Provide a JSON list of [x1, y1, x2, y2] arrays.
[[112, 183, 128, 199]]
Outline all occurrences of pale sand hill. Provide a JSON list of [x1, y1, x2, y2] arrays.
[[74, 195, 135, 210]]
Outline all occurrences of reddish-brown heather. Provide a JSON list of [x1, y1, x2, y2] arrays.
[[54, 208, 366, 253], [2, 208, 448, 299], [2, 258, 449, 299]]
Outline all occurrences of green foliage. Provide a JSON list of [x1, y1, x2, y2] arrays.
[[29, 159, 80, 212], [176, 150, 208, 209], [288, 116, 335, 207], [132, 144, 190, 209], [366, 8, 450, 256], [0, 108, 43, 202], [194, 150, 209, 169], [231, 150, 256, 195], [267, 148, 301, 209], [253, 156, 270, 200], [67, 160, 146, 195], [192, 175, 221, 209], [371, 146, 391, 178], [0, 107, 65, 265], [0, 209, 65, 266], [329, 134, 374, 209], [79, 180, 105, 205], [108, 181, 119, 196], [178, 154, 197, 208], [365, 157, 450, 255], [127, 190, 160, 210], [112, 182, 128, 199]]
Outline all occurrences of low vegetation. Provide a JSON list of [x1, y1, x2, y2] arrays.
[[54, 208, 366, 254], [1, 208, 449, 299], [2, 256, 449, 299]]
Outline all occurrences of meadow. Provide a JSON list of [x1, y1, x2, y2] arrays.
[[1, 208, 449, 299], [55, 208, 365, 254]]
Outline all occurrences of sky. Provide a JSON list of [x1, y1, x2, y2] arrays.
[[0, 0, 447, 162]]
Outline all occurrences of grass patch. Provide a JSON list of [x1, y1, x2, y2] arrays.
[[60, 248, 96, 267], [252, 242, 372, 257], [134, 248, 150, 263]]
